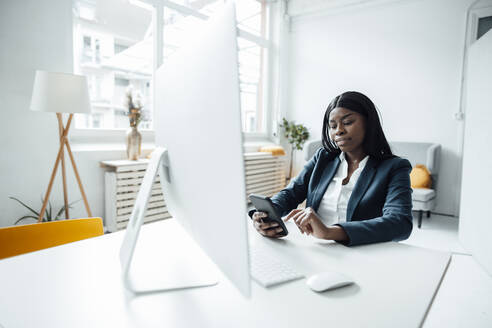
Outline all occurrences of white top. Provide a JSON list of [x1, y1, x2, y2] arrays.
[[317, 152, 369, 225], [0, 218, 452, 328]]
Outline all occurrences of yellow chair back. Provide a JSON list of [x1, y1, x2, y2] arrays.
[[0, 218, 103, 260]]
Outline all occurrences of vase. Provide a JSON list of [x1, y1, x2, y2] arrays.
[[126, 126, 142, 160]]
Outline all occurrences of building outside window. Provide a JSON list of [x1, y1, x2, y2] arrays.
[[73, 0, 272, 137]]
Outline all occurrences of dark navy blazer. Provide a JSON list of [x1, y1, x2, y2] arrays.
[[271, 148, 413, 246]]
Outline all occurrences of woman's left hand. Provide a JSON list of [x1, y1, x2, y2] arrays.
[[284, 207, 329, 239]]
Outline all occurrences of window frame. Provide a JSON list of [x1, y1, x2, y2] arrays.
[[71, 0, 275, 145]]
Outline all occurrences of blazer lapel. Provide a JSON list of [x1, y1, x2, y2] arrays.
[[312, 157, 341, 211], [346, 157, 378, 220]]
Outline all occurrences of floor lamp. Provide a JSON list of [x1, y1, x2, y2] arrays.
[[30, 70, 93, 222]]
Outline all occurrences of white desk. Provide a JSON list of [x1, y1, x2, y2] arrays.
[[424, 254, 492, 327], [0, 219, 450, 328]]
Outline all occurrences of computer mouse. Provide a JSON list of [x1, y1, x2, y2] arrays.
[[306, 271, 354, 292]]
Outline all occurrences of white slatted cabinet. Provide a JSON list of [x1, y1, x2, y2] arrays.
[[101, 152, 286, 232], [244, 152, 286, 198], [101, 159, 171, 232]]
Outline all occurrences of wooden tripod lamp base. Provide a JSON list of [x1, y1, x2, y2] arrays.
[[38, 114, 93, 222], [30, 70, 94, 223]]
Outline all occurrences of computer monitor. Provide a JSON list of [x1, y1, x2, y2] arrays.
[[120, 1, 251, 297]]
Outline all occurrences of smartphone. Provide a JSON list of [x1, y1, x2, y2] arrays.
[[249, 194, 288, 237]]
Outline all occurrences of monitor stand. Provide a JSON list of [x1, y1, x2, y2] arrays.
[[119, 147, 219, 294]]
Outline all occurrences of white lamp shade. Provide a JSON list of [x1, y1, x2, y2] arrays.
[[30, 70, 92, 114]]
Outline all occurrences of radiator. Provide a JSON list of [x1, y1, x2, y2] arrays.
[[101, 152, 286, 232], [102, 159, 170, 232], [244, 152, 286, 198]]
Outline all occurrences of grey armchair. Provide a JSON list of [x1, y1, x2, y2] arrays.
[[390, 142, 440, 228], [304, 140, 441, 229]]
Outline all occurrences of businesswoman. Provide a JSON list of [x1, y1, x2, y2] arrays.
[[251, 91, 413, 246]]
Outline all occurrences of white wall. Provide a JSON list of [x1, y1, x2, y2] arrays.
[[0, 0, 72, 227], [0, 0, 131, 227], [286, 0, 475, 216]]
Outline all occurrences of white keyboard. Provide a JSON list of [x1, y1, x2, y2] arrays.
[[249, 246, 304, 287]]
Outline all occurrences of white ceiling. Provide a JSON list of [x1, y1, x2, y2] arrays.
[[287, 0, 398, 17]]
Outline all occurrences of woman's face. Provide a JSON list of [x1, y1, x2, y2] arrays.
[[328, 107, 366, 154]]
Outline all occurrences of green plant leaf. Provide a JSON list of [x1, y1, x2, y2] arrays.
[[9, 197, 40, 217], [280, 118, 310, 151], [55, 199, 80, 219], [14, 215, 39, 225], [55, 206, 66, 220], [45, 201, 51, 221]]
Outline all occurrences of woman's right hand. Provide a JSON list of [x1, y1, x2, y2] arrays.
[[252, 211, 284, 238]]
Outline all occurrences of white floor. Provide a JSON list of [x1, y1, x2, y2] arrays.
[[402, 213, 492, 328], [403, 213, 467, 254]]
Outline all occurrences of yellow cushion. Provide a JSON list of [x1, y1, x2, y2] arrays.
[[259, 146, 286, 156], [410, 164, 432, 189]]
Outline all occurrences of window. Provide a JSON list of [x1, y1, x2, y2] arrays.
[[469, 6, 492, 44], [160, 0, 271, 134], [237, 36, 267, 133], [73, 0, 153, 132], [73, 0, 272, 136], [477, 16, 492, 40]]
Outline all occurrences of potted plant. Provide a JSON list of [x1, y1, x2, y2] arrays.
[[10, 196, 79, 225], [279, 118, 310, 179]]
